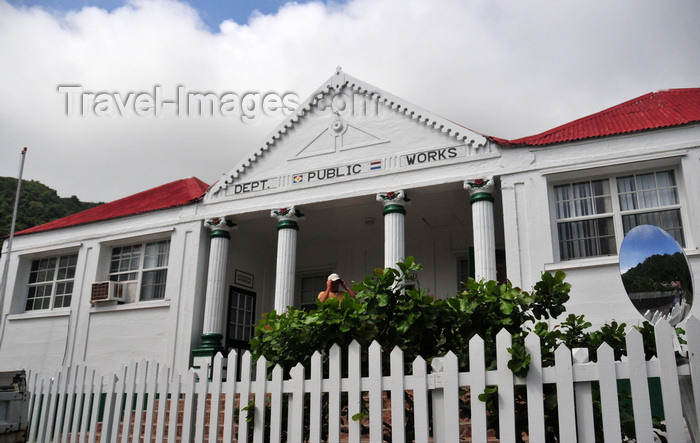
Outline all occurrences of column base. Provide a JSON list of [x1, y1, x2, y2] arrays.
[[192, 333, 224, 358]]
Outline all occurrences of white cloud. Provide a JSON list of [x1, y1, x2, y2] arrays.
[[1, 0, 698, 201]]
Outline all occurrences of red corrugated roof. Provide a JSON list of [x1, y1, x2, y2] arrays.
[[15, 177, 210, 236], [497, 88, 700, 146]]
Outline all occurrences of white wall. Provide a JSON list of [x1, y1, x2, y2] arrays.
[[501, 124, 700, 327], [0, 206, 209, 375]]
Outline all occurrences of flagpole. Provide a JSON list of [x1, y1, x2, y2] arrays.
[[0, 147, 28, 343]]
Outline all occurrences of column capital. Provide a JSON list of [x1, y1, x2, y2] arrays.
[[271, 206, 304, 230], [376, 190, 410, 215], [464, 177, 495, 204], [204, 217, 236, 238]]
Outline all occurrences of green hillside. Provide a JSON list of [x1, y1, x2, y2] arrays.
[[0, 177, 102, 238]]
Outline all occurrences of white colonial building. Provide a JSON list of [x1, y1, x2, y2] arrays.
[[1, 69, 698, 375]]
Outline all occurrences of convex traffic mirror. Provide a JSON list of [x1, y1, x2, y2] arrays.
[[619, 225, 693, 325]]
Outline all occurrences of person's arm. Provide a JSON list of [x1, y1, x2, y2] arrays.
[[318, 280, 333, 302], [341, 280, 356, 298]]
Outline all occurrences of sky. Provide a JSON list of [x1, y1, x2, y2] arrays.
[[619, 225, 685, 274], [1, 0, 699, 202]]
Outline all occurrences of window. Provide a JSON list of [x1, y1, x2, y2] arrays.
[[299, 272, 330, 311], [26, 253, 78, 311], [226, 287, 256, 350], [109, 239, 170, 301], [553, 169, 684, 260], [457, 248, 506, 289]]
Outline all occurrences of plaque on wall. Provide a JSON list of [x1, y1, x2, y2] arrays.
[[234, 270, 254, 288]]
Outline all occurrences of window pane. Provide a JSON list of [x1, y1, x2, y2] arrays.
[[591, 179, 609, 196], [558, 217, 616, 260], [658, 187, 678, 206], [54, 281, 73, 308], [617, 175, 635, 193], [57, 254, 78, 280], [622, 209, 684, 247], [637, 190, 658, 209], [656, 170, 675, 188], [26, 284, 52, 311], [555, 180, 610, 220], [593, 196, 611, 214], [144, 240, 170, 269], [29, 258, 56, 284], [141, 269, 167, 300], [635, 172, 656, 190], [618, 170, 678, 211], [618, 193, 635, 211], [572, 182, 590, 199]]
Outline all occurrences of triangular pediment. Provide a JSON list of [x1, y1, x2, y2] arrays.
[[206, 68, 490, 200]]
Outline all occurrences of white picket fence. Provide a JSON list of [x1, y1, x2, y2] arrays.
[[24, 317, 700, 442]]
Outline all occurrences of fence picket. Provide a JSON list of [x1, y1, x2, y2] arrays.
[[269, 365, 284, 442], [654, 320, 685, 442], [180, 369, 197, 442], [626, 327, 654, 443], [68, 363, 87, 443], [87, 374, 102, 443], [253, 355, 268, 443], [328, 344, 342, 443], [410, 355, 430, 442], [42, 369, 60, 442], [572, 349, 595, 442], [165, 372, 180, 443], [28, 375, 45, 442], [686, 316, 700, 440], [222, 349, 239, 442], [77, 367, 96, 443], [110, 364, 127, 442], [390, 346, 406, 443], [469, 334, 487, 441], [442, 352, 460, 442], [288, 363, 305, 443], [524, 332, 545, 442], [209, 353, 224, 443], [193, 358, 209, 443], [121, 360, 140, 443], [596, 343, 622, 441], [143, 361, 160, 443], [21, 316, 699, 443], [497, 329, 516, 442], [368, 341, 383, 442], [554, 344, 577, 443], [310, 351, 323, 442], [347, 340, 361, 443], [101, 371, 119, 441], [237, 350, 253, 443], [53, 364, 71, 440], [131, 359, 148, 442]]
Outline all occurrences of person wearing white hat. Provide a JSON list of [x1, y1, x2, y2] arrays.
[[318, 273, 356, 303]]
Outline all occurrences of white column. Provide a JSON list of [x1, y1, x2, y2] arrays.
[[271, 207, 304, 312], [377, 190, 409, 269], [465, 177, 496, 281], [194, 217, 235, 358]]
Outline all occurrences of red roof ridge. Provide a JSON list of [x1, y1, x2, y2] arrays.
[[499, 88, 700, 147], [15, 177, 210, 236]]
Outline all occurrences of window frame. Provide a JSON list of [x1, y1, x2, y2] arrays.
[[107, 238, 171, 302], [24, 252, 79, 312], [550, 165, 688, 262]]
